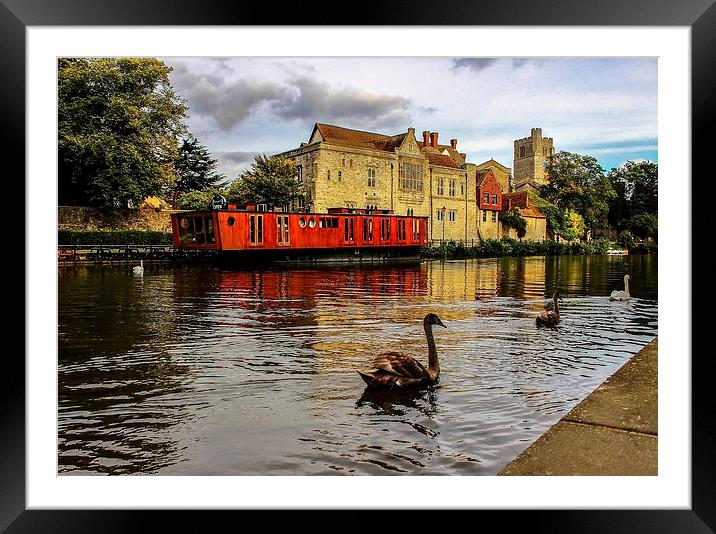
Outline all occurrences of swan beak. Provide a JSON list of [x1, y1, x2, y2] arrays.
[[437, 319, 447, 328]]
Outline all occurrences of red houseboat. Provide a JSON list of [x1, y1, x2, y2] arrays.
[[171, 205, 428, 262]]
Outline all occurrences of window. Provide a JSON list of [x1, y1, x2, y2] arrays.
[[398, 162, 423, 190], [249, 215, 263, 245], [367, 168, 376, 187], [483, 192, 489, 204], [343, 217, 354, 242], [308, 217, 316, 228], [366, 204, 377, 211], [437, 178, 444, 196], [319, 217, 338, 228], [461, 183, 464, 196], [407, 208, 414, 216], [349, 159, 353, 168], [327, 170, 331, 180], [178, 215, 215, 244], [297, 165, 303, 182], [299, 217, 307, 228], [398, 219, 406, 241], [297, 195, 305, 209], [342, 158, 346, 166], [492, 212, 497, 222], [449, 180, 456, 197], [338, 171, 342, 181], [492, 194, 498, 205], [543, 147, 547, 156], [436, 209, 444, 221], [412, 219, 420, 241], [380, 218, 391, 241], [277, 215, 290, 245], [449, 210, 456, 223], [363, 218, 373, 242], [482, 211, 487, 222], [519, 146, 526, 157], [227, 216, 236, 227]]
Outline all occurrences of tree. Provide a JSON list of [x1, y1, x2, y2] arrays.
[[227, 155, 300, 208], [172, 136, 225, 207], [541, 151, 616, 240], [625, 213, 658, 241], [608, 160, 658, 225], [58, 58, 187, 208]]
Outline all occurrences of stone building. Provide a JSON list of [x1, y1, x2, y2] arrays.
[[502, 191, 548, 241], [476, 169, 503, 240], [276, 123, 477, 243], [513, 128, 554, 192], [475, 159, 512, 194]]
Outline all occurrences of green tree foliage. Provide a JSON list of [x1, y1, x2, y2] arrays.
[[499, 208, 527, 239], [607, 161, 658, 235], [58, 58, 187, 208], [226, 155, 300, 208], [528, 193, 581, 241], [541, 151, 616, 239], [176, 188, 227, 211], [624, 213, 658, 240], [172, 136, 225, 206]]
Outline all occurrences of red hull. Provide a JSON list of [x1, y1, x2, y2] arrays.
[[171, 209, 429, 253]]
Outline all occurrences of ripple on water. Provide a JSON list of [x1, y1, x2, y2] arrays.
[[58, 255, 657, 475]]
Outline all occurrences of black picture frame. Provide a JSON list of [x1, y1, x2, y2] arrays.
[[6, 0, 709, 530]]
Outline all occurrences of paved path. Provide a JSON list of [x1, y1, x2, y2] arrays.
[[499, 337, 658, 476]]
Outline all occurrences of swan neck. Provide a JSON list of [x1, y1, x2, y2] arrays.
[[553, 294, 559, 313], [424, 321, 439, 373], [624, 276, 630, 296]]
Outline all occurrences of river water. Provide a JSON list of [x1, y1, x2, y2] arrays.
[[58, 254, 657, 475]]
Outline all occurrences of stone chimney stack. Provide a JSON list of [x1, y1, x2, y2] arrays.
[[422, 131, 430, 146], [430, 132, 438, 148], [450, 138, 458, 149]]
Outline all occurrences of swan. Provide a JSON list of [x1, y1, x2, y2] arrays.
[[610, 274, 631, 301], [536, 292, 562, 327], [357, 313, 447, 389], [132, 259, 144, 276]]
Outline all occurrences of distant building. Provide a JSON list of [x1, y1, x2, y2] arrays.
[[476, 169, 503, 240], [502, 191, 548, 241], [276, 123, 477, 243], [475, 159, 512, 194], [513, 128, 554, 193]]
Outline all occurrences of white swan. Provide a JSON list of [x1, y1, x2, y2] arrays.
[[610, 274, 630, 301], [132, 259, 144, 276]]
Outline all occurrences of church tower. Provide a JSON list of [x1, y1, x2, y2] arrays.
[[513, 128, 554, 192]]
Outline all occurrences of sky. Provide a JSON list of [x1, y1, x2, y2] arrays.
[[162, 57, 658, 180]]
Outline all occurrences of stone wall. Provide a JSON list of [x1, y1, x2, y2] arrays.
[[58, 206, 177, 232]]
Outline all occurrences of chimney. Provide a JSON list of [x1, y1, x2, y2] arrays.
[[450, 138, 458, 149], [430, 131, 438, 148], [422, 131, 430, 146]]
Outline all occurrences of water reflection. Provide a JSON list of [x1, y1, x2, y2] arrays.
[[58, 255, 657, 475]]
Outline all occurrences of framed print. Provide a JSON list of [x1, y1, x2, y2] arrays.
[[6, 0, 710, 530]]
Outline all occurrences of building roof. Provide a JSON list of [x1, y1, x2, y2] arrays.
[[312, 123, 464, 167], [476, 158, 511, 174], [424, 151, 461, 168], [503, 191, 546, 219], [313, 123, 407, 152]]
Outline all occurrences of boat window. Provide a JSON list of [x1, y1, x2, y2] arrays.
[[299, 217, 307, 228], [250, 215, 263, 245], [308, 217, 316, 228], [363, 218, 373, 242]]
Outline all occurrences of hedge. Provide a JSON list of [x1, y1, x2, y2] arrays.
[[420, 237, 614, 259]]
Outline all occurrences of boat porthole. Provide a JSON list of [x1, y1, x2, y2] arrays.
[[227, 216, 236, 227], [308, 218, 316, 228], [299, 217, 307, 228]]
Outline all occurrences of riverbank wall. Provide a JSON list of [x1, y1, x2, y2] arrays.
[[58, 206, 178, 232], [498, 337, 658, 475]]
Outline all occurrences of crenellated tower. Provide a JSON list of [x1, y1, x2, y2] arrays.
[[513, 128, 554, 192]]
